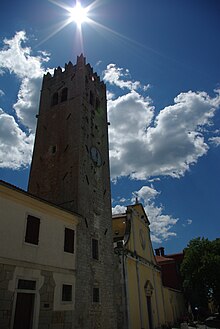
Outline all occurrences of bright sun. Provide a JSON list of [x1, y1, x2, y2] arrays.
[[69, 2, 88, 27]]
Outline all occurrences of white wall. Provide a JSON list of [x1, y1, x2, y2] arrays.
[[0, 189, 77, 270]]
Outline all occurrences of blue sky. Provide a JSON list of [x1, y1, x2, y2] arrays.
[[0, 0, 220, 253]]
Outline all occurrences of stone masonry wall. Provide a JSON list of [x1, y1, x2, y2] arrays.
[[0, 264, 15, 329], [113, 252, 128, 329], [0, 264, 75, 329]]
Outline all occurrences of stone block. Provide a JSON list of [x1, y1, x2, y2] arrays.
[[0, 281, 8, 289], [63, 323, 72, 329], [0, 317, 10, 328], [52, 311, 65, 324], [39, 310, 52, 324], [3, 265, 15, 272], [38, 324, 49, 329], [0, 270, 5, 281], [0, 300, 11, 310], [51, 324, 64, 329]]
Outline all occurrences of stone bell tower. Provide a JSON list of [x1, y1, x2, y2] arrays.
[[28, 55, 116, 328]]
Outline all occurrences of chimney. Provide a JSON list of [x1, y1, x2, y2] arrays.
[[160, 247, 165, 256], [155, 248, 160, 256]]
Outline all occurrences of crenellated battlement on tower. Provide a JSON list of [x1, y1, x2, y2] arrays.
[[43, 60, 76, 84], [42, 55, 104, 91], [39, 55, 106, 114]]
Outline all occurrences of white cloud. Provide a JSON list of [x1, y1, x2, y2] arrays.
[[106, 66, 220, 180], [0, 31, 48, 79], [0, 31, 50, 169], [109, 66, 220, 243], [209, 136, 220, 146], [148, 178, 160, 183], [134, 186, 178, 243], [95, 60, 102, 66], [132, 185, 160, 201], [0, 109, 34, 169], [148, 206, 178, 243], [105, 64, 220, 244], [119, 197, 127, 203], [0, 89, 5, 97], [112, 184, 179, 244], [104, 63, 150, 91], [106, 90, 115, 101], [0, 31, 49, 132], [108, 90, 154, 179], [182, 218, 193, 227], [13, 77, 42, 131], [112, 204, 126, 215]]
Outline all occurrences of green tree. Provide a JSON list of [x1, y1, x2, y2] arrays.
[[181, 237, 220, 317]]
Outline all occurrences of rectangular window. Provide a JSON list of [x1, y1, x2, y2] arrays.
[[62, 284, 72, 302], [17, 279, 36, 290], [64, 228, 75, 253], [92, 238, 99, 260], [25, 215, 40, 245], [93, 287, 100, 303]]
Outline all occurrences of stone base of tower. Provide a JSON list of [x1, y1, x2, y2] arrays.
[[74, 221, 117, 329]]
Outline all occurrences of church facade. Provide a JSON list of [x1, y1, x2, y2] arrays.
[[0, 56, 185, 329], [113, 203, 185, 329]]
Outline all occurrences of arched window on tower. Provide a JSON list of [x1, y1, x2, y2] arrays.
[[51, 92, 58, 106], [61, 87, 68, 102]]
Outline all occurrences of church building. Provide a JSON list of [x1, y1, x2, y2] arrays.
[[113, 203, 185, 329]]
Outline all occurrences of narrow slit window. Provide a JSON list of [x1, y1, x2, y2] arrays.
[[92, 238, 99, 260], [64, 144, 69, 152], [66, 113, 71, 120], [93, 287, 100, 303], [51, 145, 57, 154]]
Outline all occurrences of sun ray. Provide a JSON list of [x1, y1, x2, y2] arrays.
[[86, 17, 179, 65], [36, 19, 72, 47], [44, 0, 169, 63], [48, 0, 70, 12]]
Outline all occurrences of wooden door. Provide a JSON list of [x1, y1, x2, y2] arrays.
[[147, 295, 153, 329], [13, 293, 35, 329]]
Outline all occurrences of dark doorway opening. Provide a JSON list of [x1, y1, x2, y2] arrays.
[[147, 295, 153, 329], [13, 292, 35, 329]]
